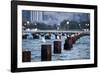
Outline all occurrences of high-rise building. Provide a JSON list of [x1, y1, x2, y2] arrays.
[[30, 11, 43, 23]]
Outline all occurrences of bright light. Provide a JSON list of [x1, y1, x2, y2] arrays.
[[31, 28, 38, 31], [67, 35, 70, 37], [34, 28, 38, 31], [66, 21, 69, 24], [26, 28, 30, 31], [87, 24, 89, 26], [71, 34, 74, 37], [57, 35, 60, 39], [85, 24, 89, 26], [27, 21, 30, 24]]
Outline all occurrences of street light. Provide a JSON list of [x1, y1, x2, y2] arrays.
[[87, 23, 90, 31], [85, 23, 90, 31], [24, 23, 27, 26], [27, 21, 30, 25], [79, 24, 81, 29], [87, 24, 89, 26], [57, 23, 60, 30], [85, 24, 89, 26], [66, 21, 69, 25], [34, 22, 38, 31], [35, 22, 37, 26], [66, 21, 69, 30]]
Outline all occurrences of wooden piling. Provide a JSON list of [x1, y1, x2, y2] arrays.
[[54, 41, 61, 54], [41, 44, 52, 61], [64, 37, 72, 50], [72, 37, 75, 44], [68, 37, 73, 48], [64, 38, 69, 50], [22, 51, 31, 62]]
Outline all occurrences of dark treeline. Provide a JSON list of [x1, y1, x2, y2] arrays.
[[22, 20, 90, 30]]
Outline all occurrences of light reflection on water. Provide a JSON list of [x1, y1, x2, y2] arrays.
[[22, 34, 90, 62]]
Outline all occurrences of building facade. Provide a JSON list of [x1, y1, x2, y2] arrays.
[[30, 11, 43, 23]]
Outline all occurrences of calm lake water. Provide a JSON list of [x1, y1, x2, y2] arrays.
[[22, 33, 90, 62]]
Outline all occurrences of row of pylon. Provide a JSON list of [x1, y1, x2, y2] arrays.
[[22, 32, 89, 62]]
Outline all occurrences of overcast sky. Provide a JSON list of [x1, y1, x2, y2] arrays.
[[22, 10, 90, 25], [43, 11, 90, 24]]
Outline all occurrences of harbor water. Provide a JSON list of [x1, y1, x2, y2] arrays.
[[22, 33, 90, 62]]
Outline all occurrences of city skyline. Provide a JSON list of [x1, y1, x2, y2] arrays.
[[22, 10, 90, 25]]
